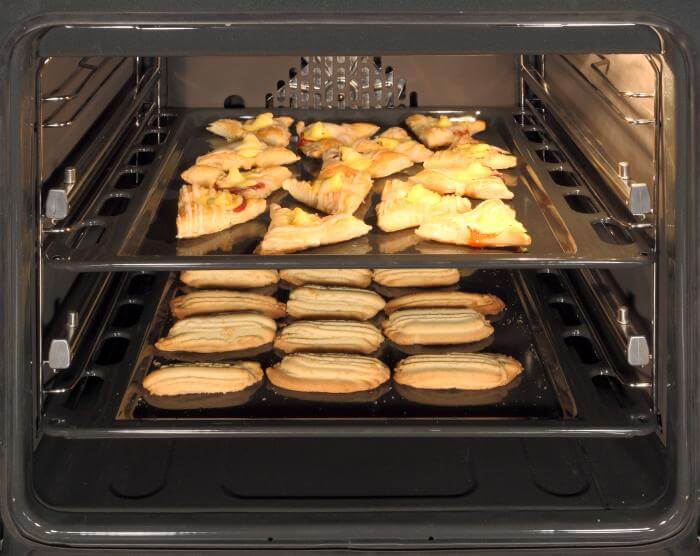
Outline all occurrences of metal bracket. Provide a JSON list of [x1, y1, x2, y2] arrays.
[[617, 161, 651, 216], [45, 166, 76, 220], [45, 311, 78, 371], [616, 306, 652, 367]]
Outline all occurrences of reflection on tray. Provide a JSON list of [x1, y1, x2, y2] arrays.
[[153, 342, 274, 363], [394, 376, 522, 407], [268, 382, 391, 404], [176, 220, 268, 256], [140, 381, 262, 411]]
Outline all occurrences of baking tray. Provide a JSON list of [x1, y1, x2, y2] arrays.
[[44, 107, 653, 270], [40, 269, 655, 438]]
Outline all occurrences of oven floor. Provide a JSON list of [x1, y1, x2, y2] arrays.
[[33, 435, 667, 512]]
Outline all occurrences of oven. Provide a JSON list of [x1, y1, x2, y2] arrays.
[[0, 2, 698, 553]]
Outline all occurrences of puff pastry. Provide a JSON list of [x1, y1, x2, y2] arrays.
[[155, 313, 276, 353], [257, 204, 371, 255], [352, 127, 433, 163], [415, 199, 532, 249], [266, 353, 389, 393], [176, 184, 267, 239], [287, 285, 385, 320], [196, 134, 299, 170], [384, 291, 505, 315], [180, 269, 279, 289], [394, 352, 523, 390], [143, 361, 263, 396], [382, 308, 494, 346], [372, 268, 461, 288], [376, 180, 472, 232], [424, 142, 517, 170], [181, 165, 292, 198], [274, 320, 383, 354], [406, 114, 486, 148], [207, 113, 294, 146], [296, 121, 380, 157], [279, 269, 372, 288], [170, 290, 286, 320], [324, 146, 414, 179], [410, 164, 513, 200]]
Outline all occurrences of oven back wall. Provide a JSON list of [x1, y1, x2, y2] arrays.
[[166, 55, 515, 108]]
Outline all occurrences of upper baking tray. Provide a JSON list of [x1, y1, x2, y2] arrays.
[[45, 108, 653, 270]]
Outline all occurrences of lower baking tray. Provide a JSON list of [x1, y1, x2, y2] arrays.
[[44, 107, 653, 270], [41, 269, 655, 438]]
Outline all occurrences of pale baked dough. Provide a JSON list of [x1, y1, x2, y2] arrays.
[[384, 291, 505, 315], [323, 146, 414, 179], [257, 204, 371, 255], [415, 199, 532, 249], [424, 142, 517, 170], [180, 269, 279, 289], [170, 290, 286, 320], [196, 134, 299, 170], [181, 165, 292, 199], [372, 268, 461, 288], [352, 127, 433, 163], [176, 184, 267, 239], [143, 361, 264, 396], [406, 114, 486, 148], [266, 353, 389, 393], [394, 352, 523, 390], [155, 313, 276, 353], [297, 121, 380, 157], [274, 320, 383, 354], [207, 113, 294, 146], [279, 269, 372, 288], [287, 285, 385, 320], [381, 308, 494, 345], [410, 165, 513, 200]]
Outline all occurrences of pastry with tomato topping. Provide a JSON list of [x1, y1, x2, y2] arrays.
[[195, 134, 299, 170], [181, 165, 292, 198], [207, 113, 294, 146], [405, 114, 486, 149], [176, 183, 267, 239], [296, 120, 379, 158], [423, 141, 517, 170], [352, 127, 433, 163], [257, 203, 371, 255], [410, 162, 513, 200], [376, 180, 472, 232], [415, 199, 532, 249]]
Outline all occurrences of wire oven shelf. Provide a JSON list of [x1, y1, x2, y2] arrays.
[[43, 108, 653, 270], [40, 268, 655, 438]]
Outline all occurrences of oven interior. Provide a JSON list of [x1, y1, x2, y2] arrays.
[[19, 48, 684, 547]]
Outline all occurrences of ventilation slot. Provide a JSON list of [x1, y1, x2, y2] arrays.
[[524, 130, 546, 143], [98, 196, 130, 217], [536, 149, 564, 163], [69, 225, 105, 250], [64, 375, 104, 411], [550, 170, 579, 187], [142, 130, 169, 145], [564, 335, 600, 365], [114, 171, 145, 189], [150, 113, 177, 127], [95, 336, 130, 366], [513, 113, 535, 126], [128, 149, 156, 166], [112, 303, 144, 328], [127, 273, 156, 295], [592, 375, 630, 409], [550, 301, 581, 326], [564, 194, 598, 214], [592, 220, 634, 245], [537, 271, 566, 295]]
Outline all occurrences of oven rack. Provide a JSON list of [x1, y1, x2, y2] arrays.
[[43, 108, 653, 271], [40, 268, 655, 438]]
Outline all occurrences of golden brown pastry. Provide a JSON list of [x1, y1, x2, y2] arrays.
[[353, 127, 433, 163], [296, 120, 380, 157], [279, 269, 372, 288], [169, 290, 286, 320], [257, 204, 371, 255], [324, 146, 414, 179], [372, 268, 461, 288], [423, 142, 517, 170], [181, 165, 292, 199], [196, 134, 299, 170], [180, 269, 279, 289], [410, 164, 513, 200], [266, 353, 389, 394], [384, 291, 505, 315], [394, 352, 523, 390], [143, 361, 263, 396], [155, 313, 276, 353], [176, 184, 267, 239], [406, 114, 486, 148], [376, 180, 472, 232], [381, 308, 494, 346], [274, 320, 383, 354], [287, 285, 385, 320], [415, 199, 532, 249], [207, 113, 294, 146]]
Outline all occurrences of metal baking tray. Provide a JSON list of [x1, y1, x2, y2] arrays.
[[40, 268, 655, 438], [44, 107, 653, 270]]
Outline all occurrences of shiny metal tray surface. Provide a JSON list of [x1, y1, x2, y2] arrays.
[[41, 269, 654, 438], [44, 108, 653, 270]]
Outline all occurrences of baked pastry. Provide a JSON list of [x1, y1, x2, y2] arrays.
[[405, 114, 486, 148], [324, 146, 414, 179], [353, 127, 433, 163], [274, 320, 383, 354], [282, 165, 373, 215], [376, 180, 472, 232], [384, 291, 505, 315], [257, 204, 371, 255], [181, 165, 292, 198], [296, 121, 380, 157], [287, 285, 385, 320], [415, 199, 532, 248], [170, 290, 286, 320], [180, 269, 279, 289], [266, 353, 389, 393], [410, 164, 513, 200], [423, 142, 517, 170], [176, 184, 267, 239], [142, 361, 263, 396], [394, 352, 523, 390], [207, 113, 294, 146], [381, 308, 494, 345], [372, 268, 461, 288], [176, 220, 267, 257], [155, 312, 276, 353], [196, 134, 299, 170], [279, 268, 372, 288]]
